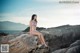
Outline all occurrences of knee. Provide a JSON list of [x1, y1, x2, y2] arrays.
[[37, 33, 41, 37], [37, 32, 43, 36], [39, 33, 43, 35]]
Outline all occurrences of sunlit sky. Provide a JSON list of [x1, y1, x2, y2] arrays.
[[0, 0, 80, 28]]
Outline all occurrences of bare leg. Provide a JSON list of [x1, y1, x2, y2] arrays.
[[31, 31, 48, 47], [39, 34, 48, 47]]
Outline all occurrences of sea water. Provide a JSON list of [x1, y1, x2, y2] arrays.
[[0, 30, 22, 35]]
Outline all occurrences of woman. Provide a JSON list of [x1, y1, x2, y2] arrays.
[[29, 14, 48, 48]]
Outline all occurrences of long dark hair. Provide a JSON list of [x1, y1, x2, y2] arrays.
[[31, 14, 37, 23]]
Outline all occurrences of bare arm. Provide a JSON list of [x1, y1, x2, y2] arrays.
[[29, 21, 32, 32]]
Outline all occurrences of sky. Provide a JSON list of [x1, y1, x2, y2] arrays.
[[0, 0, 80, 28]]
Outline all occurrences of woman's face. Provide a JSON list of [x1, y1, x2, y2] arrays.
[[34, 16, 37, 20]]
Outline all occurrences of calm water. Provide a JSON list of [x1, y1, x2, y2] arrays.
[[0, 30, 22, 35]]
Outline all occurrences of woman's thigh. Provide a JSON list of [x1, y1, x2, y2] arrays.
[[31, 31, 41, 36]]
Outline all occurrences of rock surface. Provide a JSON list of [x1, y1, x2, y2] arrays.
[[40, 25, 80, 53], [0, 25, 80, 53], [9, 33, 38, 53]]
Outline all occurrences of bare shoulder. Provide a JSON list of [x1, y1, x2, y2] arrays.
[[30, 20, 34, 22], [30, 20, 32, 23], [30, 20, 31, 22]]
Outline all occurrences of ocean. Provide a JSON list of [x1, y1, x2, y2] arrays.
[[0, 30, 23, 35]]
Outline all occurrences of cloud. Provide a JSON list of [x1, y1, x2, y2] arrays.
[[0, 1, 80, 28], [1, 4, 80, 28], [35, 0, 80, 3], [35, 0, 61, 3]]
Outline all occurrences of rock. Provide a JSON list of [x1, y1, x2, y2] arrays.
[[65, 40, 80, 53], [70, 40, 80, 47], [39, 25, 80, 52], [52, 48, 66, 53], [9, 33, 38, 53], [0, 32, 8, 36], [66, 46, 80, 53], [8, 25, 80, 53], [1, 25, 80, 53], [52, 40, 80, 53], [0, 36, 9, 44]]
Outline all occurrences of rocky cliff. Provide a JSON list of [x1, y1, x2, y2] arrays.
[[0, 25, 80, 53]]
